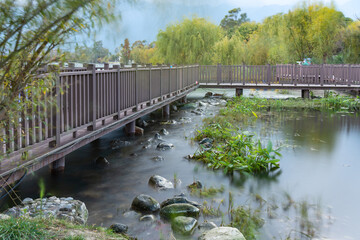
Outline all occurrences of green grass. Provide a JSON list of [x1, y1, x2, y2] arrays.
[[0, 217, 50, 240], [0, 217, 131, 240], [189, 185, 225, 198]]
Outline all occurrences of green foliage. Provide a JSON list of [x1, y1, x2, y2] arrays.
[[0, 217, 50, 240], [189, 185, 225, 198], [63, 236, 86, 240], [220, 8, 250, 37], [0, 0, 117, 155], [228, 205, 264, 240], [156, 17, 222, 64]]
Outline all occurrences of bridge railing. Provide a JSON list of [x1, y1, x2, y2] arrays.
[[1, 64, 199, 157], [200, 64, 360, 86]]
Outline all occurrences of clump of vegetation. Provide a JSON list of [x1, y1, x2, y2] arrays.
[[194, 122, 281, 174], [201, 200, 224, 217], [228, 205, 264, 240], [189, 185, 225, 198]]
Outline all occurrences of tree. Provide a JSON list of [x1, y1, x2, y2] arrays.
[[0, 0, 116, 153], [220, 8, 249, 37], [343, 21, 360, 63], [236, 22, 259, 42], [120, 38, 131, 64], [156, 17, 222, 64], [91, 41, 110, 63]]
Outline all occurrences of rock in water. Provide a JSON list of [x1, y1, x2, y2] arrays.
[[199, 227, 246, 240], [187, 180, 203, 189], [160, 196, 201, 208], [198, 221, 217, 233], [205, 92, 213, 98], [95, 156, 109, 167], [135, 126, 144, 136], [139, 214, 155, 222], [159, 128, 169, 135], [151, 156, 164, 162], [131, 194, 160, 213], [109, 223, 128, 234], [156, 142, 174, 151], [160, 203, 200, 220], [148, 175, 174, 190], [171, 216, 197, 235]]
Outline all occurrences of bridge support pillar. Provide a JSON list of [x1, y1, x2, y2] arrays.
[[180, 96, 187, 103], [236, 88, 243, 97], [125, 121, 136, 136], [162, 104, 170, 118], [301, 89, 310, 99], [50, 157, 65, 175]]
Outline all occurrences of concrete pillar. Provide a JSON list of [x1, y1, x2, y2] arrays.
[[301, 89, 310, 99], [124, 121, 136, 136], [162, 104, 170, 117], [236, 88, 243, 97], [50, 157, 65, 175]]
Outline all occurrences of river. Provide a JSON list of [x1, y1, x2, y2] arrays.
[[2, 88, 360, 240]]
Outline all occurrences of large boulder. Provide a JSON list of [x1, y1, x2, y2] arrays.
[[160, 196, 201, 209], [171, 216, 197, 235], [160, 203, 200, 220], [199, 227, 246, 240], [148, 175, 174, 190], [131, 194, 160, 213]]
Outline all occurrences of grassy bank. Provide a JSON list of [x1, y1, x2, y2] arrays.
[[0, 216, 130, 240]]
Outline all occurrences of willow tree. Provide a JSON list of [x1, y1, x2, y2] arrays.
[[343, 21, 360, 63], [156, 17, 222, 65], [0, 0, 116, 155], [212, 35, 246, 65]]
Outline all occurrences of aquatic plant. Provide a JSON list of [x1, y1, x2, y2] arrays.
[[194, 126, 281, 174], [189, 185, 225, 198]]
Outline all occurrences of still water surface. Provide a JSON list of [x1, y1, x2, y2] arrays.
[[3, 89, 360, 239]]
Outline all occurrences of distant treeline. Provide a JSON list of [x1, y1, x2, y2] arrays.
[[65, 2, 360, 65]]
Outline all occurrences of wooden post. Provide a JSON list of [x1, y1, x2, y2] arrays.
[[267, 64, 271, 85], [104, 63, 109, 70], [320, 64, 324, 86], [48, 65, 61, 148], [160, 64, 163, 100], [243, 64, 246, 85], [148, 64, 152, 105], [87, 64, 96, 131], [134, 64, 138, 110], [168, 64, 171, 96], [217, 63, 222, 85], [113, 65, 121, 120], [236, 88, 243, 97], [348, 64, 352, 86], [125, 121, 135, 136], [162, 104, 170, 118]]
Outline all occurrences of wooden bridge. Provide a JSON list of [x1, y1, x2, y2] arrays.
[[1, 63, 360, 186]]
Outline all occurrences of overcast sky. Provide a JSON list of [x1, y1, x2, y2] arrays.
[[68, 0, 360, 52]]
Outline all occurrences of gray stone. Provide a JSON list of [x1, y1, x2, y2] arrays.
[[0, 214, 10, 220], [199, 227, 246, 240], [139, 214, 155, 222], [151, 156, 164, 162], [136, 119, 148, 128], [111, 139, 131, 149], [180, 103, 197, 110], [171, 105, 178, 111], [160, 196, 201, 209], [110, 223, 128, 234], [178, 117, 192, 124], [95, 156, 109, 167], [205, 92, 213, 98], [198, 221, 217, 232], [22, 198, 33, 205], [199, 101, 208, 107], [160, 203, 200, 220], [149, 175, 174, 190], [156, 142, 174, 151], [131, 194, 160, 213], [123, 210, 141, 218], [154, 133, 162, 140], [159, 128, 169, 135], [135, 126, 144, 136], [171, 216, 197, 235]]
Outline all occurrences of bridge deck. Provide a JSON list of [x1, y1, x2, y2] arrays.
[[199, 83, 360, 90]]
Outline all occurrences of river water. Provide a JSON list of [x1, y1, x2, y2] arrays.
[[2, 89, 360, 240]]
